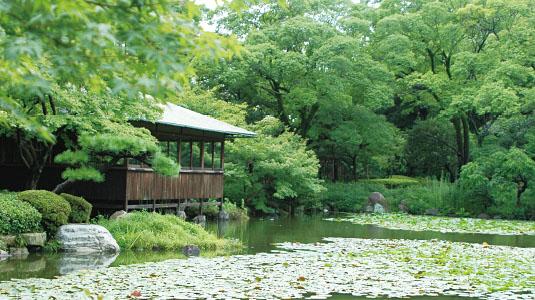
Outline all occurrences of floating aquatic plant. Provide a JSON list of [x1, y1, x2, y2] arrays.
[[327, 213, 535, 236], [0, 238, 533, 299]]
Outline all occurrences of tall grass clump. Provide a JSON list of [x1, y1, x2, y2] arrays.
[[320, 182, 386, 212], [384, 178, 462, 215], [96, 211, 242, 252]]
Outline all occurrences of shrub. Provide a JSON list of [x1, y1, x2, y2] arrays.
[[223, 200, 249, 221], [60, 193, 92, 223], [0, 191, 42, 235], [96, 211, 242, 252], [320, 182, 386, 212], [18, 190, 71, 236]]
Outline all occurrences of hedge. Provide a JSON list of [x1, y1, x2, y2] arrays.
[[18, 190, 71, 236], [61, 193, 92, 223], [0, 191, 42, 235]]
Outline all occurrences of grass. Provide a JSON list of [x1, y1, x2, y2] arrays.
[[95, 211, 242, 252]]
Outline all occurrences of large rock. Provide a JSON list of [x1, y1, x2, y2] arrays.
[[57, 224, 120, 254], [368, 192, 385, 205], [109, 210, 128, 220], [367, 192, 388, 212]]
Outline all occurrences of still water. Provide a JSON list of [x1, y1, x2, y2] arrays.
[[1, 215, 534, 298]]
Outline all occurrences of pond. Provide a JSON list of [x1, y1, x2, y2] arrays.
[[1, 214, 533, 299]]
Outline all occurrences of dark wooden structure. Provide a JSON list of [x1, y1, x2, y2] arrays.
[[0, 103, 255, 213]]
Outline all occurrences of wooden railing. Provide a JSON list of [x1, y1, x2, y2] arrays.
[[125, 167, 224, 201]]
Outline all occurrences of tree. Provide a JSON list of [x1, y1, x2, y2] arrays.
[[0, 0, 241, 189], [460, 148, 535, 218], [173, 88, 324, 214]]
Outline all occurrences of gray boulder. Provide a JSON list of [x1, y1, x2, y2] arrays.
[[373, 203, 385, 214], [109, 210, 128, 220], [368, 192, 385, 205], [182, 245, 200, 257], [367, 192, 388, 212], [365, 205, 374, 213], [57, 224, 120, 254], [0, 250, 10, 258]]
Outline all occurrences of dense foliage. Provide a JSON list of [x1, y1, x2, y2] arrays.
[[60, 193, 92, 223], [96, 211, 241, 252], [18, 190, 71, 235], [1, 0, 533, 219], [0, 191, 42, 235], [174, 89, 324, 214], [192, 0, 535, 219]]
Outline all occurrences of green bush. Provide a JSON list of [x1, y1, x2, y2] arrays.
[[60, 193, 92, 223], [18, 190, 71, 236], [96, 211, 242, 252], [0, 191, 42, 235], [320, 182, 386, 212]]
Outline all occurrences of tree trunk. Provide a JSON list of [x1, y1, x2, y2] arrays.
[[52, 179, 74, 194], [352, 155, 358, 181]]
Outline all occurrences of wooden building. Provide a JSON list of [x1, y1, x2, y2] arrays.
[[0, 103, 255, 213]]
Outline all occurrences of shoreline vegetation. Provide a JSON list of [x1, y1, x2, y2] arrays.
[[327, 213, 535, 236], [95, 211, 243, 253]]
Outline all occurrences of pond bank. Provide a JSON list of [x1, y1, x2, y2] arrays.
[[0, 238, 533, 299]]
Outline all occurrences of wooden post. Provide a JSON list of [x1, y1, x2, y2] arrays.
[[200, 142, 205, 169], [220, 141, 225, 170], [177, 139, 181, 166], [189, 141, 193, 169], [211, 142, 215, 170]]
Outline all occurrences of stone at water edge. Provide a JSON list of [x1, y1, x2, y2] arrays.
[[0, 250, 10, 258], [9, 247, 29, 257], [218, 210, 230, 221], [368, 192, 385, 204], [365, 205, 374, 213], [57, 224, 120, 254], [193, 215, 206, 224], [109, 210, 128, 220], [0, 232, 46, 247], [398, 201, 409, 213], [477, 213, 490, 219], [425, 208, 439, 216], [373, 203, 385, 214], [182, 245, 200, 257], [176, 210, 187, 220]]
